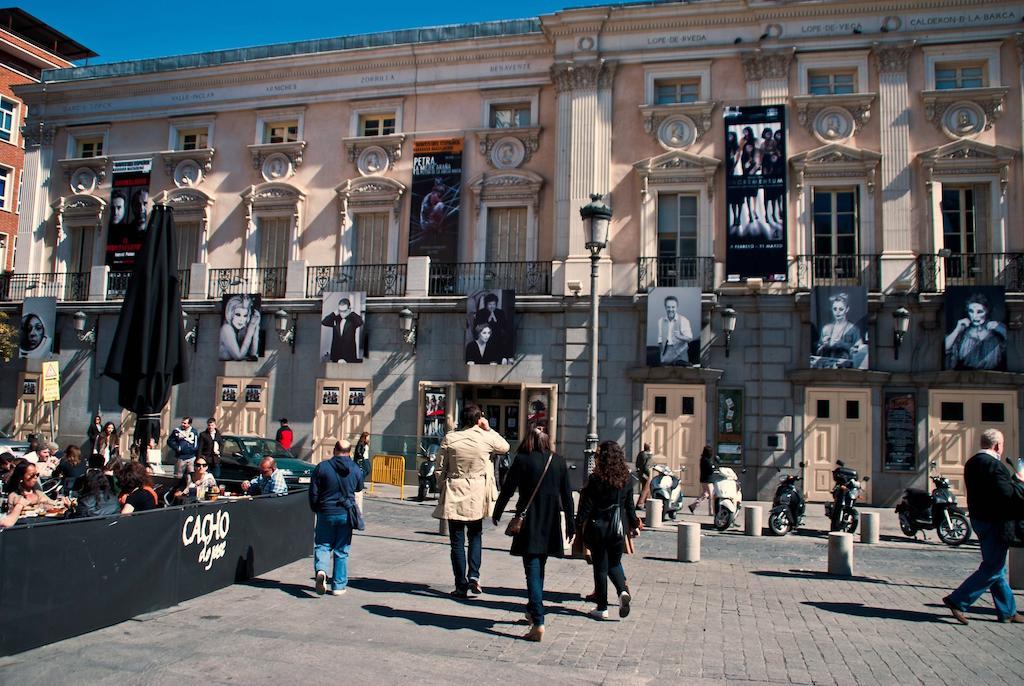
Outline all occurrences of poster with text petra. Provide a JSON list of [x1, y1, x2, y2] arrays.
[[105, 158, 152, 270], [408, 138, 462, 260]]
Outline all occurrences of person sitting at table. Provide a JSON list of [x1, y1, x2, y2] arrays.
[[241, 456, 288, 496], [52, 445, 87, 496], [5, 461, 61, 510], [67, 470, 120, 519], [172, 457, 218, 504], [0, 453, 16, 493], [118, 462, 159, 514]]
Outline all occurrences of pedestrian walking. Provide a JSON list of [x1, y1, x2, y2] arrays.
[[492, 429, 574, 642], [276, 418, 293, 450], [943, 428, 1024, 624], [688, 445, 716, 515], [634, 442, 652, 509], [433, 403, 509, 598], [309, 439, 365, 596], [198, 417, 225, 479], [168, 416, 199, 477], [577, 440, 641, 621], [354, 431, 371, 477]]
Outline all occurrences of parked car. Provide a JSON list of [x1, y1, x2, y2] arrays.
[[0, 430, 30, 459], [218, 435, 313, 488]]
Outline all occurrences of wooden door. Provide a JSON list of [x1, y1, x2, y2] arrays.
[[215, 376, 269, 438], [311, 379, 372, 464], [119, 404, 173, 457], [804, 387, 872, 503], [14, 372, 51, 439], [642, 384, 706, 494], [928, 389, 1018, 496]]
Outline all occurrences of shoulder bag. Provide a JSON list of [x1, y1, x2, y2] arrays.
[[505, 453, 553, 537]]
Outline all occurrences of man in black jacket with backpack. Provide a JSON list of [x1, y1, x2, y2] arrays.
[[943, 428, 1024, 625]]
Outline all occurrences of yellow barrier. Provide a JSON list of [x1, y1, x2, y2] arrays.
[[367, 454, 406, 500]]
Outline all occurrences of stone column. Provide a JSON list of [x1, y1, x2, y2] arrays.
[[17, 121, 56, 274], [741, 49, 794, 105], [873, 44, 916, 290]]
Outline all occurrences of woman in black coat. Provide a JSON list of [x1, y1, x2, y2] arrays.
[[492, 429, 574, 642], [576, 440, 641, 620], [688, 445, 717, 515]]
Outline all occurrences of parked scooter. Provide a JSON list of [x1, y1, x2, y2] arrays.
[[824, 460, 867, 533], [709, 464, 743, 531], [416, 446, 439, 502], [649, 464, 686, 520], [895, 462, 971, 546], [768, 463, 806, 536]]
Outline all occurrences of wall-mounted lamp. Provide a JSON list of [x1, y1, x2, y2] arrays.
[[72, 310, 96, 346], [893, 307, 910, 360], [274, 309, 296, 353], [721, 305, 737, 357], [182, 311, 199, 351], [398, 307, 417, 349], [567, 280, 582, 296]]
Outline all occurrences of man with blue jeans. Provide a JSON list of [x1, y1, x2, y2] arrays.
[[309, 439, 364, 596], [944, 428, 1024, 625]]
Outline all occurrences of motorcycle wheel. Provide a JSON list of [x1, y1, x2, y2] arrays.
[[937, 512, 972, 547], [844, 510, 858, 534], [898, 513, 917, 537], [768, 510, 791, 536], [713, 507, 732, 531]]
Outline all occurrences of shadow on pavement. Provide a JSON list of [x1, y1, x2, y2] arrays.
[[243, 577, 318, 599], [484, 585, 583, 603], [363, 604, 515, 638], [803, 601, 946, 623], [348, 578, 446, 599], [751, 569, 890, 584]]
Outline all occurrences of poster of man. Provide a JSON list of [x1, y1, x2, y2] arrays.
[[105, 159, 152, 270], [19, 297, 56, 359], [646, 287, 701, 367], [320, 291, 365, 363], [408, 139, 463, 260], [810, 286, 868, 369], [219, 294, 262, 361], [465, 289, 515, 365], [943, 286, 1007, 371]]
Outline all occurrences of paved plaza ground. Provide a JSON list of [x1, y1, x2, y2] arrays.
[[3, 489, 1023, 686]]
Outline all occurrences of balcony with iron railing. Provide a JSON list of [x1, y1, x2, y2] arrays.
[[0, 272, 90, 301], [107, 269, 192, 300], [917, 252, 1024, 293], [207, 267, 287, 299], [794, 254, 882, 291], [305, 264, 407, 298], [428, 262, 551, 296], [637, 257, 715, 293]]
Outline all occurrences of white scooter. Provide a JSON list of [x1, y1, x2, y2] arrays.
[[709, 465, 743, 531], [649, 464, 686, 520]]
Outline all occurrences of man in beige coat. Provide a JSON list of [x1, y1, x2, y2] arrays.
[[433, 403, 510, 597]]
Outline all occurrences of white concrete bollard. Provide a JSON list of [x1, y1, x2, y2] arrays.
[[828, 532, 854, 576], [677, 522, 700, 562], [860, 512, 879, 544], [1009, 548, 1024, 590], [438, 518, 448, 536], [743, 505, 763, 536], [645, 499, 663, 528]]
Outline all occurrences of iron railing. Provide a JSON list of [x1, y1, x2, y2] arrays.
[[794, 254, 881, 291], [428, 261, 551, 296], [108, 269, 192, 300], [207, 267, 287, 298], [0, 271, 90, 301], [637, 257, 715, 293], [917, 253, 1024, 293], [305, 264, 407, 298]]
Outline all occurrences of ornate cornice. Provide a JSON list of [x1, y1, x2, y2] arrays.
[[22, 120, 56, 147], [918, 139, 1015, 195], [466, 170, 544, 215], [920, 87, 1007, 134], [638, 101, 717, 144], [550, 59, 616, 93], [473, 127, 541, 168], [789, 143, 882, 192], [160, 148, 215, 176], [872, 42, 915, 74], [342, 134, 405, 165], [792, 93, 875, 136], [336, 176, 406, 224], [633, 150, 720, 201], [741, 48, 794, 81], [248, 141, 306, 172], [58, 156, 108, 188]]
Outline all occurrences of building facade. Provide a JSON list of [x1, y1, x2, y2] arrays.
[[8, 0, 1024, 503]]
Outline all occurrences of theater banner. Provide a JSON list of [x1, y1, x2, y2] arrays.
[[105, 158, 152, 270], [408, 138, 462, 260], [724, 105, 787, 282]]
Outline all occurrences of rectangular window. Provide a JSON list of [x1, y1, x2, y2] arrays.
[[656, 193, 698, 286], [77, 137, 104, 158], [816, 399, 830, 419], [263, 121, 298, 144], [808, 71, 856, 95], [980, 403, 1005, 423], [940, 187, 976, 256], [654, 78, 700, 104], [654, 396, 667, 415], [68, 227, 96, 273], [354, 212, 389, 265], [0, 98, 16, 143], [940, 402, 964, 422], [489, 104, 530, 128], [845, 400, 859, 420], [257, 216, 291, 269], [681, 396, 695, 416], [485, 206, 527, 263], [0, 167, 9, 211], [360, 113, 396, 137], [935, 64, 985, 90], [812, 188, 858, 279], [178, 128, 209, 150], [176, 221, 200, 271]]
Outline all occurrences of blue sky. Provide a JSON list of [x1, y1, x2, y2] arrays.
[[23, 0, 614, 65]]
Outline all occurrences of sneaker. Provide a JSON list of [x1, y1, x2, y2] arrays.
[[618, 591, 631, 618], [589, 607, 609, 620], [942, 596, 968, 625], [468, 579, 483, 595], [314, 571, 327, 596], [328, 588, 347, 596]]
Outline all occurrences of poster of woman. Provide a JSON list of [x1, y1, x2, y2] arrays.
[[19, 297, 56, 359], [943, 286, 1007, 371], [810, 286, 868, 369], [465, 289, 515, 365], [218, 294, 262, 361]]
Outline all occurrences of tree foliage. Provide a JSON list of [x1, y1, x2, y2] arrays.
[[0, 310, 19, 362]]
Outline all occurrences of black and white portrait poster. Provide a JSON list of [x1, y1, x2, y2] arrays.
[[465, 289, 515, 365], [105, 158, 152, 270], [322, 387, 340, 406], [943, 286, 1007, 371], [221, 384, 238, 402], [408, 138, 462, 260], [218, 294, 262, 362], [645, 287, 701, 367], [724, 105, 787, 282], [320, 291, 365, 363], [19, 297, 56, 359], [810, 286, 868, 369]]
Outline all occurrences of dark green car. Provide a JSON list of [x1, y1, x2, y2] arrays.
[[218, 435, 314, 488]]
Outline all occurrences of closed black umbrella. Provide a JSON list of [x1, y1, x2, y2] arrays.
[[103, 204, 189, 458]]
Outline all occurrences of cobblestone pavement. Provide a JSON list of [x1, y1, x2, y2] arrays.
[[3, 491, 1023, 686]]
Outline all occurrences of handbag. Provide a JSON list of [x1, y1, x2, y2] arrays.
[[505, 453, 553, 537], [1003, 519, 1024, 548]]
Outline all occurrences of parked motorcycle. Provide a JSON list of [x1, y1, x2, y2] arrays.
[[768, 464, 806, 536], [709, 465, 743, 531], [416, 447, 439, 502], [649, 464, 686, 520], [824, 460, 867, 533], [895, 467, 971, 546]]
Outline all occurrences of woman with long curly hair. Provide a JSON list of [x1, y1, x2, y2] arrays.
[[576, 440, 641, 620]]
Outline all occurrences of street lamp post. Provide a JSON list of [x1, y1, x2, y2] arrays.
[[579, 193, 612, 473]]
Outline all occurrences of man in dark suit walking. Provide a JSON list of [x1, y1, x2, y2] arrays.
[[321, 298, 363, 362]]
